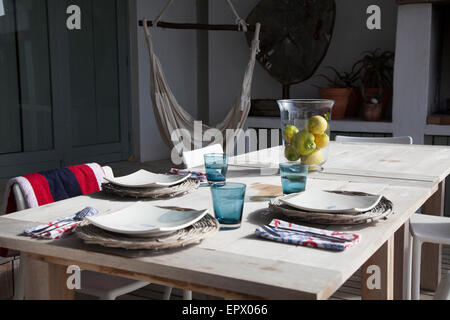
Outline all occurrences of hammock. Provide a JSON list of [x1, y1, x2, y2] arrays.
[[143, 0, 261, 154]]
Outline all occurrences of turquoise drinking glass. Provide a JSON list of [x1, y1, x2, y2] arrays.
[[204, 153, 228, 184], [279, 162, 309, 194], [210, 182, 246, 230]]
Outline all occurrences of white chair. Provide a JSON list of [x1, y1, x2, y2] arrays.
[[182, 144, 224, 169], [408, 214, 450, 300], [10, 166, 178, 300], [434, 271, 450, 300], [335, 135, 413, 145]]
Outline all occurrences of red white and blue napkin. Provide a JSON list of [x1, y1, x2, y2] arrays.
[[169, 168, 207, 182], [255, 219, 361, 252], [23, 207, 99, 240]]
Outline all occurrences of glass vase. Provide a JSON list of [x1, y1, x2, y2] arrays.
[[277, 99, 334, 172]]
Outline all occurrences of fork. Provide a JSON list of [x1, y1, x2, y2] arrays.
[[261, 225, 348, 243], [32, 207, 95, 236]]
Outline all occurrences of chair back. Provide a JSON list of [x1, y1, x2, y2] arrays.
[[335, 135, 413, 145], [10, 165, 113, 212], [182, 144, 224, 169]]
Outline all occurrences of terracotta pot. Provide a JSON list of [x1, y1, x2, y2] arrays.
[[318, 88, 351, 120], [363, 103, 383, 121], [346, 88, 363, 118], [362, 88, 393, 118]]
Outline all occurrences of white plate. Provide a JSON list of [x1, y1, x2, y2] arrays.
[[279, 190, 382, 214], [104, 169, 191, 188], [86, 202, 208, 237]]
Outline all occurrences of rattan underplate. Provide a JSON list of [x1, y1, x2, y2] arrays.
[[101, 178, 200, 199], [76, 214, 219, 250], [269, 191, 394, 225]]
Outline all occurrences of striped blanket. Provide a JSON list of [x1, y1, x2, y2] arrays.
[[0, 163, 106, 257]]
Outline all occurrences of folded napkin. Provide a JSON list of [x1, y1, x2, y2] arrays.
[[24, 207, 99, 240], [255, 219, 361, 252], [169, 168, 207, 182]]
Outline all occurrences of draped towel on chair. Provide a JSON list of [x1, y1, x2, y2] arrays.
[[142, 1, 261, 153]]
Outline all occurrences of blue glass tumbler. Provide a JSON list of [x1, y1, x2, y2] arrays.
[[204, 153, 228, 184], [210, 182, 246, 230], [279, 162, 309, 194]]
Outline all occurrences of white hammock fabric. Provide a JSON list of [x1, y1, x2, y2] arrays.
[[143, 16, 261, 153]]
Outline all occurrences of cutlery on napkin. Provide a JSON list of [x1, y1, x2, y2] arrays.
[[261, 225, 348, 243], [255, 219, 361, 252], [24, 207, 99, 240], [169, 168, 206, 182]]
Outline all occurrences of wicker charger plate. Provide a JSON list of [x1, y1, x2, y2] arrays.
[[269, 191, 394, 225], [101, 178, 200, 199], [76, 214, 219, 250]]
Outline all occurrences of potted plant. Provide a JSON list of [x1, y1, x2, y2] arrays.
[[363, 96, 383, 121], [354, 50, 394, 121], [316, 67, 358, 120]]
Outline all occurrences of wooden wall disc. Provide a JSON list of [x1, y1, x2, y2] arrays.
[[246, 0, 336, 86]]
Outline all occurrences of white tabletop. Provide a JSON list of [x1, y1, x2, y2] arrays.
[[0, 155, 442, 299]]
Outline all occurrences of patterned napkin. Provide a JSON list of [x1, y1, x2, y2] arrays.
[[24, 207, 99, 240], [255, 219, 361, 252], [169, 168, 207, 182]]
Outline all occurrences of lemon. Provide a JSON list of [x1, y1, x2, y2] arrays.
[[314, 133, 330, 149], [302, 150, 324, 166], [283, 125, 299, 143], [307, 116, 328, 135], [284, 144, 301, 161], [293, 130, 316, 156]]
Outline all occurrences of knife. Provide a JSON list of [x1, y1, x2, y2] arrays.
[[263, 225, 348, 243]]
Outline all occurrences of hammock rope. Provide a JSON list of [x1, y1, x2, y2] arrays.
[[143, 0, 261, 154], [153, 0, 174, 27], [226, 0, 248, 32]]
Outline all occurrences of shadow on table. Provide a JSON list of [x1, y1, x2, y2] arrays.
[[246, 208, 283, 227], [49, 235, 201, 258]]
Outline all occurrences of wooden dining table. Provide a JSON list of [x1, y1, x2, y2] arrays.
[[0, 141, 449, 300]]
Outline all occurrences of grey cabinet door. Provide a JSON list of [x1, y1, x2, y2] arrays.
[[0, 0, 130, 177]]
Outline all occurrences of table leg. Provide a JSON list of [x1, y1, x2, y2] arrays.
[[394, 223, 410, 299], [22, 254, 74, 300], [361, 236, 394, 300], [420, 180, 444, 291]]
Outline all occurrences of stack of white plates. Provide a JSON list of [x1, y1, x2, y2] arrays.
[[105, 169, 191, 189], [101, 170, 197, 199], [86, 202, 208, 237], [278, 190, 383, 214], [269, 189, 391, 225]]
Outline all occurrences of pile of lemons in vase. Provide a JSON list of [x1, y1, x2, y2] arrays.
[[283, 115, 330, 167]]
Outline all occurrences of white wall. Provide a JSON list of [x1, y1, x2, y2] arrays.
[[135, 0, 198, 162], [392, 4, 434, 144], [131, 0, 398, 161], [208, 0, 398, 125]]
